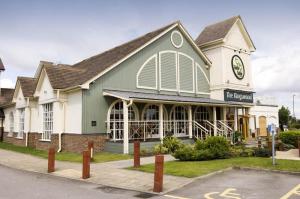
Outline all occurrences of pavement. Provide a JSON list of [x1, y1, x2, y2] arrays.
[[276, 149, 300, 160], [160, 169, 300, 199], [0, 164, 149, 199], [0, 149, 192, 193]]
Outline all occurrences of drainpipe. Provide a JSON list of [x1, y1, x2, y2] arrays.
[[25, 98, 30, 147], [57, 90, 65, 153]]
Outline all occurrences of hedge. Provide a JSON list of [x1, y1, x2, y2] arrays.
[[279, 131, 300, 147]]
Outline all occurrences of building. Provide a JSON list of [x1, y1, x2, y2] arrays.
[[0, 16, 279, 154]]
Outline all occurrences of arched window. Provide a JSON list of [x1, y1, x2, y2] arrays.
[[170, 105, 188, 137], [142, 104, 167, 121], [107, 100, 139, 140], [194, 106, 211, 123], [9, 112, 14, 136]]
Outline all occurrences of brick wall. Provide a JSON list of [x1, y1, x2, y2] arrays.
[[62, 133, 107, 153], [2, 131, 107, 153]]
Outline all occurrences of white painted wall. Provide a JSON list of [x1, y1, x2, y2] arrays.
[[3, 106, 15, 132], [249, 105, 279, 130], [202, 22, 253, 101], [65, 91, 82, 134]]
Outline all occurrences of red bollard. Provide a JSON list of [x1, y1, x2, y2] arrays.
[[134, 141, 140, 168], [88, 141, 94, 160], [82, 150, 90, 179], [48, 147, 55, 173], [153, 155, 164, 193]]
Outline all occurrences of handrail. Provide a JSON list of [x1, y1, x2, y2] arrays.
[[193, 121, 210, 140]]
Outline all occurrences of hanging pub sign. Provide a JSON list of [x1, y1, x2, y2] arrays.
[[224, 89, 254, 103]]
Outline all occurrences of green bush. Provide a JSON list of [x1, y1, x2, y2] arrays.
[[230, 146, 254, 157], [279, 131, 300, 147], [153, 144, 168, 155], [202, 136, 231, 159], [253, 148, 272, 157], [174, 136, 231, 161], [162, 136, 183, 153], [233, 131, 242, 143]]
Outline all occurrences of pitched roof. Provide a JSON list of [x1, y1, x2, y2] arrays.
[[0, 88, 15, 107], [43, 22, 177, 89], [0, 58, 5, 71], [18, 77, 37, 97], [195, 16, 240, 46]]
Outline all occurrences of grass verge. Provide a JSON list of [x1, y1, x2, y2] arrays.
[[130, 157, 300, 178], [0, 142, 132, 163]]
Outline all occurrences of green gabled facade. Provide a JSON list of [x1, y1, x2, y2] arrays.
[[82, 26, 211, 134]]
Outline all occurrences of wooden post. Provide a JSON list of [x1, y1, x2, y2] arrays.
[[82, 150, 90, 179], [48, 147, 55, 173], [88, 141, 94, 160], [134, 141, 140, 168], [153, 155, 164, 193]]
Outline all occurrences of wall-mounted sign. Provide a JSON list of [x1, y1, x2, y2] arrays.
[[224, 89, 254, 103], [231, 55, 245, 80]]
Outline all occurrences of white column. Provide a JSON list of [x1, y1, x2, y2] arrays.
[[213, 107, 217, 136], [122, 100, 129, 154], [234, 107, 238, 131], [159, 104, 164, 143], [188, 105, 192, 138], [222, 107, 227, 121]]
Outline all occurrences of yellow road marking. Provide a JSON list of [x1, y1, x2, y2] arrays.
[[204, 192, 219, 199], [219, 188, 241, 199], [164, 194, 191, 199], [280, 184, 300, 199]]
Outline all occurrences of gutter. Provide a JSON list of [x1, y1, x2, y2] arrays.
[[57, 90, 66, 153], [25, 98, 30, 147]]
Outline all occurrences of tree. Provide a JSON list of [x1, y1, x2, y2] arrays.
[[279, 106, 290, 127]]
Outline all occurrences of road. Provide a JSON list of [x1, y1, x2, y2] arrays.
[[0, 165, 153, 199], [0, 165, 299, 199], [162, 169, 300, 199]]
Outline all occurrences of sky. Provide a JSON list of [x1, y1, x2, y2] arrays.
[[0, 0, 300, 117]]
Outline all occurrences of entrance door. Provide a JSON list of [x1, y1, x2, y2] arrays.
[[259, 116, 267, 137]]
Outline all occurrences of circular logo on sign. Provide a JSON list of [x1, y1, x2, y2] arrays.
[[231, 55, 245, 80]]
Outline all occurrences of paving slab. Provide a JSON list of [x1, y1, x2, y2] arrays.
[[0, 149, 190, 193], [276, 149, 300, 160]]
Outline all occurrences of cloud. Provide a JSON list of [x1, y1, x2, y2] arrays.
[[1, 78, 14, 88]]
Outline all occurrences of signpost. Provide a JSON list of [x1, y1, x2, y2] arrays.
[[268, 123, 276, 166]]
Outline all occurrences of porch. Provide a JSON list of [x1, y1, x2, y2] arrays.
[[104, 90, 252, 154]]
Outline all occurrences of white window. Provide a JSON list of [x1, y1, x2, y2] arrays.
[[17, 109, 25, 138], [42, 103, 53, 141], [170, 105, 189, 137], [194, 106, 211, 122], [108, 100, 138, 141], [8, 112, 14, 136]]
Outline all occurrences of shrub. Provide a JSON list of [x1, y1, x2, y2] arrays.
[[174, 136, 231, 161], [233, 131, 242, 143], [203, 136, 231, 159], [140, 148, 154, 157], [230, 146, 254, 157], [279, 131, 300, 147], [153, 144, 168, 155], [253, 148, 272, 157], [162, 136, 183, 153], [173, 145, 197, 161]]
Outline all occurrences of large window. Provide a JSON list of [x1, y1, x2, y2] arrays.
[[17, 108, 25, 138], [8, 112, 14, 136], [108, 100, 138, 141], [194, 106, 210, 122], [42, 103, 53, 141], [170, 105, 188, 136]]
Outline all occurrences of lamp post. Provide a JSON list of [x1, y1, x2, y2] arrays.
[[293, 94, 296, 118]]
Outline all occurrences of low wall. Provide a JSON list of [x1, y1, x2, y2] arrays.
[[2, 132, 107, 153]]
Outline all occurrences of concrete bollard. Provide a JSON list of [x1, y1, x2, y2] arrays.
[[134, 141, 140, 168], [82, 150, 90, 179], [153, 155, 164, 193], [88, 141, 94, 160], [48, 147, 55, 173], [258, 140, 262, 148]]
